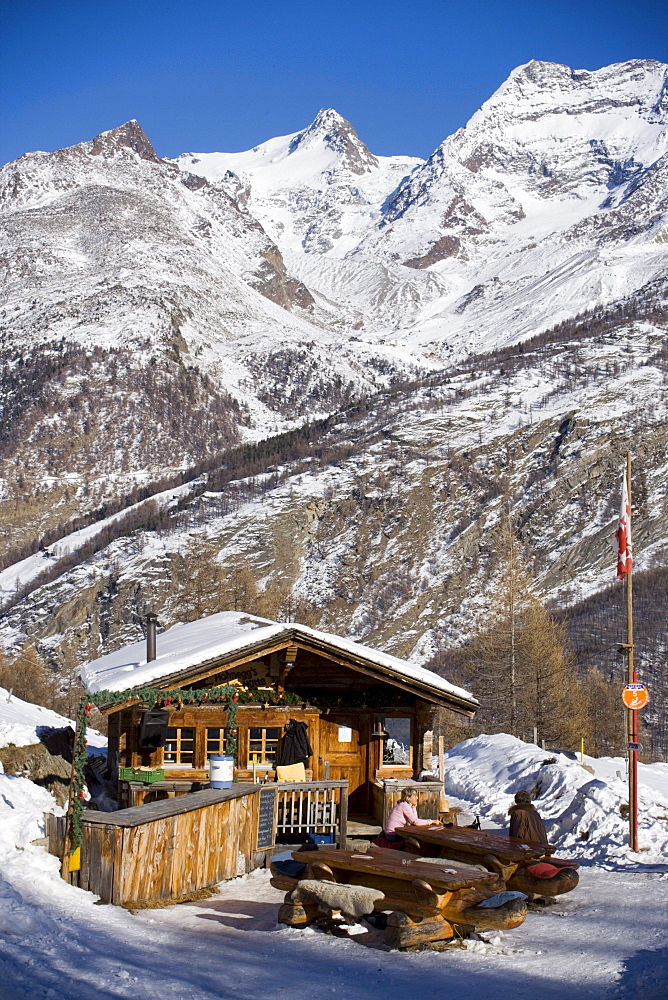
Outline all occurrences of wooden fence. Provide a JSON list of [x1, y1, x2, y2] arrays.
[[46, 780, 348, 907], [371, 779, 444, 826]]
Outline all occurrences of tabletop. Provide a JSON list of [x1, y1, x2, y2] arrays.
[[396, 825, 554, 862], [293, 847, 503, 892]]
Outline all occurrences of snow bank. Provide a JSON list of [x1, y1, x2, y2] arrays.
[[0, 685, 107, 751], [0, 774, 62, 852], [444, 733, 668, 862]]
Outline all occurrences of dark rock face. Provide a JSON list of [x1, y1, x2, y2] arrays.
[[403, 235, 462, 268], [37, 725, 75, 762], [257, 248, 315, 310], [91, 120, 160, 162]]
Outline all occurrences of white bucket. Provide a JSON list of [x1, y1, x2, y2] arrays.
[[209, 754, 234, 789]]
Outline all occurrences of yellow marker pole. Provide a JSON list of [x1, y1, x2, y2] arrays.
[[580, 737, 584, 764]]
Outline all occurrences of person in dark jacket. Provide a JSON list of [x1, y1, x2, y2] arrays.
[[278, 719, 313, 767], [508, 790, 549, 846]]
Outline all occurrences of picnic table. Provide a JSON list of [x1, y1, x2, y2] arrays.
[[273, 847, 528, 948], [397, 825, 578, 897]]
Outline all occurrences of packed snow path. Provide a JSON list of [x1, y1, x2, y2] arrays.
[[1, 852, 667, 1000], [2, 729, 666, 999]]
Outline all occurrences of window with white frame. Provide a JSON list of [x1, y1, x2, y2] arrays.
[[163, 727, 195, 766], [248, 727, 280, 766]]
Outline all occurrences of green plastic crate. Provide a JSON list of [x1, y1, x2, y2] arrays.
[[118, 767, 165, 783]]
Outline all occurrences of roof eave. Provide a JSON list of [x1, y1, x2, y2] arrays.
[[95, 627, 478, 717]]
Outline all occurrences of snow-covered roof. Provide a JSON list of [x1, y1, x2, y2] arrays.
[[80, 611, 477, 711]]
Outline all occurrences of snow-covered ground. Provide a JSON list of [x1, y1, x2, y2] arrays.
[[0, 724, 666, 1000], [442, 734, 668, 862], [0, 687, 106, 752]]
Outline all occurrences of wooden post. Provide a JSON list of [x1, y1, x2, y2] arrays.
[[625, 452, 638, 853], [60, 713, 80, 881], [422, 730, 434, 773], [437, 735, 448, 814], [338, 786, 348, 850], [323, 760, 330, 780]]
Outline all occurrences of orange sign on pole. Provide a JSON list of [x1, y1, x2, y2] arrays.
[[622, 684, 649, 711]]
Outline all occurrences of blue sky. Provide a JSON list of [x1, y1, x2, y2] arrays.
[[1, 0, 666, 165]]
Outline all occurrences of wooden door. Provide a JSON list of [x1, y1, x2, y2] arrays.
[[319, 713, 369, 814]]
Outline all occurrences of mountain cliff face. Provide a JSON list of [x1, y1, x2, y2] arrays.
[[0, 60, 666, 737]]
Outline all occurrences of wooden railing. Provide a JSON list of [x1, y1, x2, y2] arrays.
[[274, 780, 348, 846]]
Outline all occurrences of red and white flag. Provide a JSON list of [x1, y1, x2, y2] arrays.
[[615, 474, 632, 580]]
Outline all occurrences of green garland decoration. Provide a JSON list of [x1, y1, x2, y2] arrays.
[[67, 684, 300, 855]]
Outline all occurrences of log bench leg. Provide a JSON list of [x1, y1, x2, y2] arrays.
[[507, 866, 579, 897], [483, 854, 517, 883], [384, 911, 455, 949], [277, 890, 320, 927]]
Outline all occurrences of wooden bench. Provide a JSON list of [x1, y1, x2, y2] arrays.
[[397, 825, 579, 897], [273, 848, 528, 948]]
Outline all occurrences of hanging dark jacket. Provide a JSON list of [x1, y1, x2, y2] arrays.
[[508, 802, 549, 846], [279, 719, 313, 766]]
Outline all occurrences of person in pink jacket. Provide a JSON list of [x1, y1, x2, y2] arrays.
[[383, 788, 441, 843]]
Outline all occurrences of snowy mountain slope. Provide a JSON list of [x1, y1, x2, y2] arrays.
[[175, 60, 668, 358], [0, 120, 425, 556], [173, 108, 423, 257], [1, 293, 665, 751], [0, 118, 427, 403]]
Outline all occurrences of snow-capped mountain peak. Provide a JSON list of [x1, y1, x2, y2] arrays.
[[287, 107, 379, 175], [174, 109, 422, 255]]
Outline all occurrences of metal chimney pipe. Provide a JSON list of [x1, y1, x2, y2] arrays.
[[145, 612, 158, 662]]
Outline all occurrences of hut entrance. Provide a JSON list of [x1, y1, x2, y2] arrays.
[[319, 712, 370, 815]]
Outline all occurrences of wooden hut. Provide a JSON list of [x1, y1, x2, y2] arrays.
[[81, 612, 478, 828]]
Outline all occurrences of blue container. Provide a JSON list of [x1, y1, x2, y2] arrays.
[[209, 754, 234, 789]]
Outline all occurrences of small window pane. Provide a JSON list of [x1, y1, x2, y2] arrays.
[[207, 728, 227, 754], [163, 727, 178, 763], [383, 718, 411, 765]]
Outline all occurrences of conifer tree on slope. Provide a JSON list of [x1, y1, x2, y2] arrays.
[[465, 517, 586, 750]]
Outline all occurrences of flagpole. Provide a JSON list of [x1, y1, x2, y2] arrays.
[[625, 451, 638, 852]]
